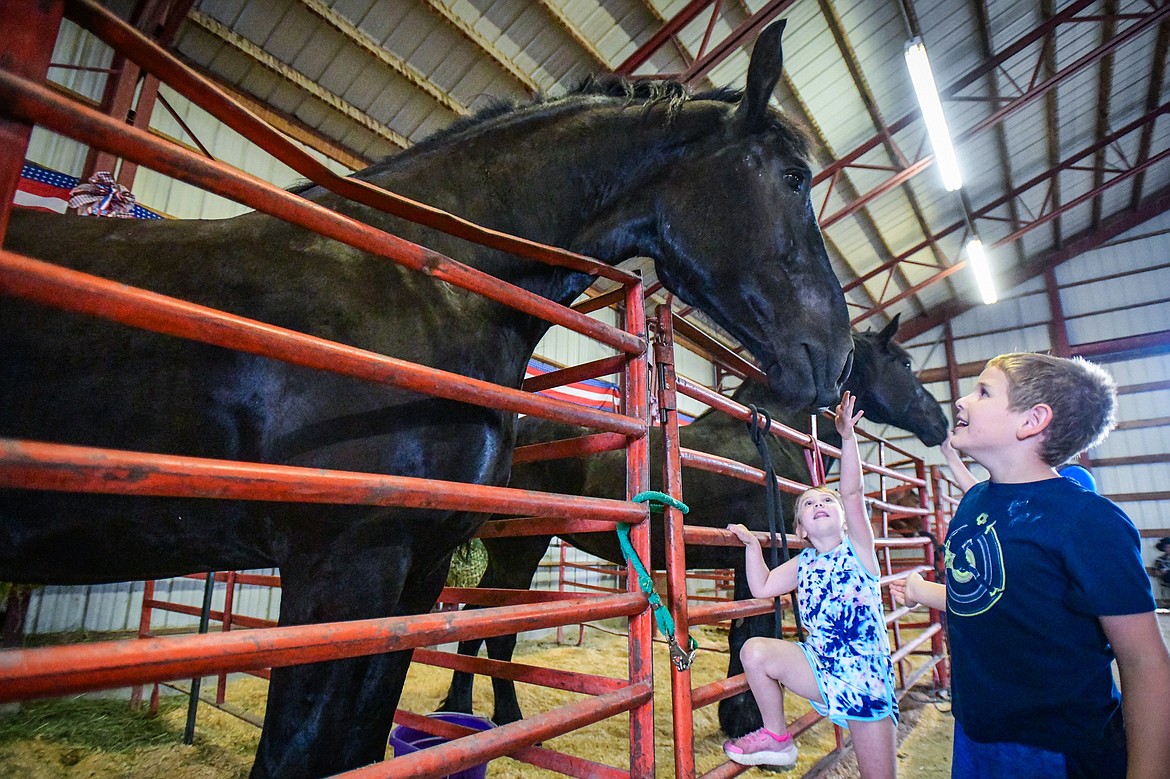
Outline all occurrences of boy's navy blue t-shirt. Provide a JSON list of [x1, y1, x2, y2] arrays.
[[944, 476, 1154, 755]]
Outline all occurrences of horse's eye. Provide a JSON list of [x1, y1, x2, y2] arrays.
[[783, 171, 804, 193], [903, 360, 912, 370]]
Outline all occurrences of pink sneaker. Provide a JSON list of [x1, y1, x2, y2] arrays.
[[723, 727, 798, 767]]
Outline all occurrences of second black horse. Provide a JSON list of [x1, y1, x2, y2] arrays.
[[441, 315, 948, 736]]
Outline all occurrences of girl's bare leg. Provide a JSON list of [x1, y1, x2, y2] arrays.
[[850, 716, 897, 779], [739, 637, 824, 734]]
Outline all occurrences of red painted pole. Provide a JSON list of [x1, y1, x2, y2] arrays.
[[340, 682, 652, 779], [0, 438, 648, 522], [512, 432, 631, 464], [623, 280, 656, 779], [0, 251, 644, 436], [389, 709, 628, 778], [656, 305, 696, 778], [0, 593, 645, 702], [0, 0, 62, 239], [412, 648, 624, 696]]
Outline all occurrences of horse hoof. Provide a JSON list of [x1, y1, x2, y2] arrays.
[[718, 694, 764, 738], [492, 709, 523, 727]]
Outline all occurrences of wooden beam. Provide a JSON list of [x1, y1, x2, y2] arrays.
[[1109, 492, 1170, 503], [417, 0, 541, 94], [1114, 416, 1170, 431]]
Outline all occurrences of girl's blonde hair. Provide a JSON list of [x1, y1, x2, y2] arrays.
[[792, 486, 843, 539]]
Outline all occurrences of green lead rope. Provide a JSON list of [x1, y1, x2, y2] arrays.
[[618, 491, 699, 671]]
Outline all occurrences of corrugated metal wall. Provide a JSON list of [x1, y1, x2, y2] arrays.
[[28, 19, 354, 220], [25, 574, 283, 635], [904, 210, 1170, 571]]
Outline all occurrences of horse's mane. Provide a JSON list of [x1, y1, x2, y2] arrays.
[[357, 74, 812, 178]]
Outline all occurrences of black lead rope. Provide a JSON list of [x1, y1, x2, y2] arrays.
[[747, 405, 805, 642]]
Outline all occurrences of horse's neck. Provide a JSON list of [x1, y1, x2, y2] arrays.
[[725, 382, 808, 430], [348, 100, 717, 307]]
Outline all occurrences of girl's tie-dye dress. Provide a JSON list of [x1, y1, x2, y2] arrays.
[[796, 538, 899, 727]]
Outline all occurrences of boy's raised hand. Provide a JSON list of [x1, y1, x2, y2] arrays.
[[834, 390, 864, 439], [726, 523, 760, 547], [888, 571, 924, 608], [941, 431, 956, 456]]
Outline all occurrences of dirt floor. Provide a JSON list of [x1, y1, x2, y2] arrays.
[[0, 623, 955, 778]]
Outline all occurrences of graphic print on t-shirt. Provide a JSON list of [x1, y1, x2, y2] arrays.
[[945, 512, 1005, 616]]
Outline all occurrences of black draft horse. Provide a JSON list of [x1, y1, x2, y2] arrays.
[[440, 315, 948, 735], [0, 21, 853, 778]]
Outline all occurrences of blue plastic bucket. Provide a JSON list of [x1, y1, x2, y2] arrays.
[[388, 712, 496, 779]]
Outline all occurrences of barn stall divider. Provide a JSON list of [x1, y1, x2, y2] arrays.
[[124, 305, 957, 779], [0, 1, 666, 777]]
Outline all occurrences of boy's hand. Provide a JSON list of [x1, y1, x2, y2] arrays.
[[889, 571, 924, 608], [941, 431, 959, 459], [834, 390, 864, 440], [726, 523, 760, 547]]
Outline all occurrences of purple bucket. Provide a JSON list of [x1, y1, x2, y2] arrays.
[[388, 712, 496, 779]]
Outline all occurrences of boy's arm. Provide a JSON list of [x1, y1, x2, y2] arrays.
[[889, 571, 948, 611], [1100, 611, 1170, 779], [726, 524, 799, 598], [834, 392, 875, 567], [941, 432, 978, 492]]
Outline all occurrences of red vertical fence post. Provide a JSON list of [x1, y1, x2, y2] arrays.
[[623, 282, 655, 778], [655, 305, 696, 779], [217, 571, 238, 705], [129, 578, 157, 711], [0, 0, 63, 238]]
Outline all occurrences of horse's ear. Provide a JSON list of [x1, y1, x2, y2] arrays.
[[877, 312, 901, 344], [737, 19, 787, 131]]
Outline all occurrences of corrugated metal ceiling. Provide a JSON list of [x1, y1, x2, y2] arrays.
[[130, 0, 1170, 339]]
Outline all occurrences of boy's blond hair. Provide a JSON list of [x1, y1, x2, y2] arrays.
[[988, 352, 1117, 467]]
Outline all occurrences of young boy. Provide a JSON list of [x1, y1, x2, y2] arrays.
[[890, 352, 1170, 778]]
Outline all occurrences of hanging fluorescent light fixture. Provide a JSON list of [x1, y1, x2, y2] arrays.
[[965, 237, 997, 304], [905, 37, 963, 191]]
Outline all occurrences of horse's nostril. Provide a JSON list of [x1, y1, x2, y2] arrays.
[[837, 349, 855, 386]]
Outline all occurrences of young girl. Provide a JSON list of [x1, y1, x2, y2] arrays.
[[724, 391, 898, 777]]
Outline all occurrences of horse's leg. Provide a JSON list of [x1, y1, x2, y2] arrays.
[[718, 564, 772, 737], [439, 534, 553, 724], [437, 629, 481, 715], [250, 519, 448, 779], [482, 534, 554, 725]]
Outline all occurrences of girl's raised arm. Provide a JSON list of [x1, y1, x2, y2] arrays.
[[835, 392, 878, 575]]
